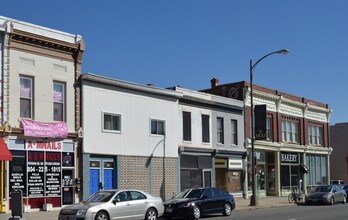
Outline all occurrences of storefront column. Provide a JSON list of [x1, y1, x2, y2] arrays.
[[327, 154, 331, 185], [275, 151, 281, 196], [243, 158, 248, 199], [302, 152, 307, 195]]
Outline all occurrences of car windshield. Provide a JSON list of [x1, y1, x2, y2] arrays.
[[314, 186, 332, 193], [86, 191, 116, 203], [173, 189, 204, 199]]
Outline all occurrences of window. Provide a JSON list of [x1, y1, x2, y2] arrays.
[[183, 111, 191, 141], [151, 119, 165, 135], [266, 117, 272, 140], [53, 82, 65, 121], [282, 120, 299, 143], [103, 113, 121, 132], [217, 117, 224, 144], [308, 125, 323, 146], [20, 77, 33, 118], [231, 119, 238, 145], [202, 114, 210, 143]]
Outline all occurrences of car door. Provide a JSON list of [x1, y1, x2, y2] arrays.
[[211, 188, 226, 212], [109, 191, 133, 219], [128, 191, 148, 218], [200, 188, 214, 213], [332, 185, 343, 202]]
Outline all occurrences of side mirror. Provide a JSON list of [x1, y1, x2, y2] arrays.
[[113, 198, 120, 205]]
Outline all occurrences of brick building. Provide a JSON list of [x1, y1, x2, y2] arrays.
[[202, 79, 332, 196], [330, 123, 348, 184]]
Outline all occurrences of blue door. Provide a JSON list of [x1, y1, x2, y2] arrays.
[[104, 169, 114, 190], [90, 169, 100, 195]]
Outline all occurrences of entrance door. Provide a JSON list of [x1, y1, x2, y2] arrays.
[[203, 169, 212, 187], [90, 169, 100, 195], [103, 169, 113, 190]]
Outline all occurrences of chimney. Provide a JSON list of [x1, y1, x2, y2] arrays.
[[210, 78, 219, 88]]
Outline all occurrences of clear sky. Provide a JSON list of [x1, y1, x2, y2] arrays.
[[1, 1, 347, 124]]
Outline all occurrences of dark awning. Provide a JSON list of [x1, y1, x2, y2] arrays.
[[300, 163, 309, 173], [0, 138, 12, 161]]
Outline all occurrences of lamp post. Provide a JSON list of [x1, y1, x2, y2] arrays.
[[249, 49, 289, 206]]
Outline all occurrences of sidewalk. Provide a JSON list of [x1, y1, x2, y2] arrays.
[[235, 196, 297, 211], [0, 196, 297, 220]]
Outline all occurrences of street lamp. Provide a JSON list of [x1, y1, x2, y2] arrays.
[[249, 49, 289, 206]]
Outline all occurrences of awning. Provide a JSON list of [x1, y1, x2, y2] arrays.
[[0, 138, 12, 161]]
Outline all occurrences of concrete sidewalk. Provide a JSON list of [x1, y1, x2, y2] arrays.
[[0, 196, 297, 220]]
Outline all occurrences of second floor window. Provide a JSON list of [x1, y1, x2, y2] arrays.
[[183, 111, 191, 141], [202, 114, 210, 143], [151, 119, 165, 135], [282, 120, 298, 143], [20, 77, 33, 118], [266, 117, 273, 140], [231, 119, 238, 145], [103, 113, 121, 132], [308, 125, 323, 146], [53, 82, 65, 121], [217, 117, 224, 144]]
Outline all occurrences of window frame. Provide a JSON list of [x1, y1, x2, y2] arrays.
[[102, 112, 121, 133], [217, 117, 224, 144], [150, 119, 165, 136], [201, 114, 210, 143], [266, 116, 273, 141], [308, 125, 323, 146], [183, 111, 192, 142], [20, 76, 33, 119], [281, 120, 299, 143], [53, 81, 66, 122], [231, 119, 238, 146]]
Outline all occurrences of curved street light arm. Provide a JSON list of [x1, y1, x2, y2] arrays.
[[251, 49, 289, 71]]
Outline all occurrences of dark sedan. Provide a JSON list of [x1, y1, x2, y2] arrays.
[[305, 185, 347, 205], [163, 187, 235, 219], [342, 185, 348, 195]]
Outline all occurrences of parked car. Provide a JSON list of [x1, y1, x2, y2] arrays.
[[163, 187, 235, 219], [330, 180, 344, 185], [58, 189, 164, 220], [305, 185, 347, 205], [342, 185, 348, 195]]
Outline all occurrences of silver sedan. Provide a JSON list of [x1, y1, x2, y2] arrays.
[[58, 189, 164, 220]]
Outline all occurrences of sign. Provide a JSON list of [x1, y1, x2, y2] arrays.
[[281, 152, 298, 163], [27, 151, 45, 197], [26, 140, 63, 151], [228, 158, 243, 170], [45, 152, 61, 196], [9, 155, 27, 196], [255, 105, 267, 140], [21, 119, 68, 138]]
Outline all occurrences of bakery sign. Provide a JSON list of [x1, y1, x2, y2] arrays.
[[26, 140, 63, 151], [281, 152, 298, 163]]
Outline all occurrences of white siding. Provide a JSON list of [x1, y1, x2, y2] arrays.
[[82, 81, 179, 158]]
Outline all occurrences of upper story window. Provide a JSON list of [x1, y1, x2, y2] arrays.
[[103, 112, 121, 132], [20, 76, 33, 118], [266, 117, 273, 141], [308, 125, 323, 146], [202, 114, 210, 143], [217, 117, 224, 144], [183, 111, 191, 141], [282, 120, 298, 143], [151, 119, 165, 136], [231, 119, 238, 145], [53, 82, 65, 121]]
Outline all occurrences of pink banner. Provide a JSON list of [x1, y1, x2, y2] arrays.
[[21, 119, 68, 138]]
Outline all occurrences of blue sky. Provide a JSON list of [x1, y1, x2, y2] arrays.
[[2, 1, 347, 124]]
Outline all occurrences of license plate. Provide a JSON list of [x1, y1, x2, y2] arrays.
[[166, 208, 173, 213]]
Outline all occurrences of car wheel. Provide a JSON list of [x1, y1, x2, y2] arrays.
[[329, 197, 334, 205], [95, 211, 109, 220], [223, 203, 232, 216], [192, 205, 201, 219], [145, 208, 157, 220], [342, 196, 347, 204]]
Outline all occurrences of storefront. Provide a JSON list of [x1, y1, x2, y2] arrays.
[[8, 139, 76, 209], [215, 156, 245, 195], [88, 157, 116, 195]]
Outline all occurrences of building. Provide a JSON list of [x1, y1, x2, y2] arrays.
[[0, 16, 84, 212], [330, 123, 348, 184], [80, 73, 181, 200], [202, 79, 332, 196]]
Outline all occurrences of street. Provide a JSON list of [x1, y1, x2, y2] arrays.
[[1, 203, 347, 220]]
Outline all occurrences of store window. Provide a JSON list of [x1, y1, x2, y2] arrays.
[[306, 154, 327, 186], [280, 152, 300, 190]]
